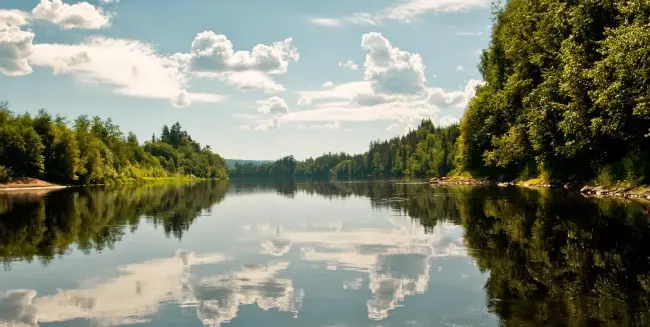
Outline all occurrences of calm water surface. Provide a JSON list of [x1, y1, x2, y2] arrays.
[[1, 180, 649, 326]]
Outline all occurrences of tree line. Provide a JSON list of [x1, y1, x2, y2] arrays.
[[230, 120, 460, 180], [456, 0, 650, 185], [0, 102, 228, 184], [233, 0, 650, 186], [0, 181, 228, 267]]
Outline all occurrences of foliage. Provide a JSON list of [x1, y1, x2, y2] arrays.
[[0, 181, 228, 267], [230, 120, 460, 180], [0, 104, 228, 184], [0, 166, 9, 183], [456, 0, 650, 184]]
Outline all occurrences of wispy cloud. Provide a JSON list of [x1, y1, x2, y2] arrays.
[[312, 0, 490, 27]]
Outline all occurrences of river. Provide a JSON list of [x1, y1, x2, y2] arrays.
[[0, 180, 649, 326]]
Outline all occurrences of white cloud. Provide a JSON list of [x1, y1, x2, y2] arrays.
[[32, 0, 112, 29], [189, 31, 298, 74], [361, 32, 426, 95], [426, 79, 483, 109], [185, 31, 297, 92], [239, 34, 482, 131], [0, 251, 227, 327], [297, 96, 312, 106], [257, 96, 289, 114], [220, 70, 285, 92], [0, 10, 29, 27], [298, 81, 373, 103], [455, 65, 464, 71], [309, 121, 341, 131], [286, 79, 482, 125], [438, 115, 460, 126], [254, 118, 280, 132], [251, 219, 467, 321], [338, 60, 359, 71], [322, 81, 334, 88], [314, 0, 489, 27], [456, 31, 483, 36], [29, 37, 226, 107], [311, 17, 341, 27], [382, 0, 488, 22], [0, 24, 35, 76], [191, 262, 304, 327], [237, 124, 251, 131]]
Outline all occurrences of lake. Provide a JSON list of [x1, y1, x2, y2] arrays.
[[1, 180, 649, 327]]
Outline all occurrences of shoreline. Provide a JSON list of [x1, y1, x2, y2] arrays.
[[428, 177, 650, 201], [0, 177, 224, 193]]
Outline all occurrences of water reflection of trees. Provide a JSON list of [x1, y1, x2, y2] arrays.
[[0, 181, 228, 267], [262, 180, 650, 326], [460, 190, 650, 326]]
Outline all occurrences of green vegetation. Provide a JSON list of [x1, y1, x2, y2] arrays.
[[456, 0, 650, 185], [0, 181, 228, 267], [232, 179, 650, 325], [0, 102, 228, 185], [230, 120, 460, 180], [232, 0, 650, 187]]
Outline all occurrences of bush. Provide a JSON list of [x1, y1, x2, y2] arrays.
[[0, 165, 11, 183]]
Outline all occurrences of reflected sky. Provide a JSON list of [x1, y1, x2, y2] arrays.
[[5, 181, 646, 326]]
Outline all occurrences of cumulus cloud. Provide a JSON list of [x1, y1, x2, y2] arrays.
[[297, 96, 312, 106], [338, 60, 359, 71], [322, 81, 334, 88], [0, 10, 29, 27], [283, 33, 482, 130], [254, 118, 281, 132], [257, 96, 289, 114], [32, 0, 112, 29], [0, 24, 35, 76], [438, 115, 460, 126], [189, 31, 298, 74], [237, 124, 251, 131], [29, 37, 226, 107], [425, 79, 483, 109], [361, 32, 426, 95], [183, 31, 298, 92]]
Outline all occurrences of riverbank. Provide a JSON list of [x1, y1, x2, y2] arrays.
[[0, 178, 67, 191], [428, 177, 650, 201], [0, 176, 223, 193]]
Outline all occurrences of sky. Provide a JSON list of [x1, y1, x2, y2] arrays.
[[0, 0, 491, 160]]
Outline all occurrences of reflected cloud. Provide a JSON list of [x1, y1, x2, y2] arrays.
[[184, 261, 304, 327], [259, 224, 292, 257], [0, 251, 227, 327], [253, 218, 466, 321]]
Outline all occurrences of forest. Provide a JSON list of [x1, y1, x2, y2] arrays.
[[456, 0, 650, 184], [0, 102, 228, 184], [229, 120, 459, 180], [233, 0, 650, 186]]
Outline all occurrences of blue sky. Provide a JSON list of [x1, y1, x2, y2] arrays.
[[0, 0, 490, 160]]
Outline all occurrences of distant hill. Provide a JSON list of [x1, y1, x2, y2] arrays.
[[224, 159, 273, 167]]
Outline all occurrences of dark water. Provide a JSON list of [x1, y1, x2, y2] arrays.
[[1, 180, 649, 327]]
